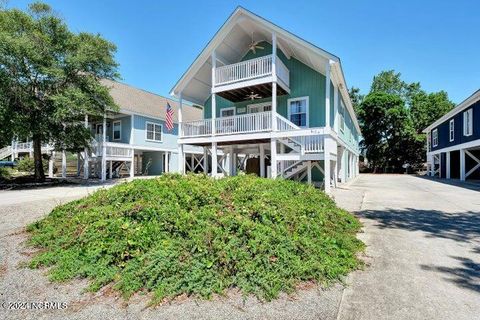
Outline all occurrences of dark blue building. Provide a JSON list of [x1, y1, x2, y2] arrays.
[[424, 90, 480, 181]]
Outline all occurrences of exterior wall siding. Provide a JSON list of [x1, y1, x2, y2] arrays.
[[132, 115, 179, 150], [202, 41, 360, 149], [203, 41, 328, 128], [430, 100, 480, 151]]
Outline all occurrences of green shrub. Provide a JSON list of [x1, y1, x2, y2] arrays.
[[0, 167, 12, 180], [27, 174, 364, 303], [16, 157, 49, 174], [16, 157, 35, 173]]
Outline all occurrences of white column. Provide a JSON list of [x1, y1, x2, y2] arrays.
[[203, 147, 208, 174], [333, 157, 338, 187], [211, 142, 218, 177], [307, 160, 312, 184], [211, 51, 217, 136], [10, 140, 15, 161], [109, 160, 112, 178], [333, 85, 339, 132], [460, 149, 466, 181], [272, 32, 277, 131], [130, 151, 135, 177], [446, 152, 451, 179], [48, 151, 54, 178], [259, 144, 265, 178], [101, 113, 107, 181], [84, 114, 89, 180], [270, 139, 277, 178], [325, 61, 332, 129], [427, 153, 433, 176], [324, 137, 331, 193], [61, 150, 67, 178], [177, 93, 185, 174]]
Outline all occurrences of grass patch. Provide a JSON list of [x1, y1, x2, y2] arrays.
[[27, 174, 364, 302]]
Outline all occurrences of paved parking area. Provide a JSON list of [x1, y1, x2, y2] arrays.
[[333, 174, 480, 320], [0, 175, 479, 320]]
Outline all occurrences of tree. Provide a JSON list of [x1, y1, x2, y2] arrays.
[[370, 70, 421, 104], [0, 2, 119, 180], [357, 92, 414, 171], [348, 87, 364, 114], [357, 70, 454, 171], [410, 90, 455, 133]]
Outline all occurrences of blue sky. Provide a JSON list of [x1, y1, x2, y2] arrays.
[[11, 0, 480, 104]]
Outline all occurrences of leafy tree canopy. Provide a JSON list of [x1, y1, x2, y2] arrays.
[[353, 70, 454, 171], [0, 2, 119, 180]]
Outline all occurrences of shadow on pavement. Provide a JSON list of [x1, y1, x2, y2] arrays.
[[358, 208, 480, 243], [416, 175, 480, 192], [421, 256, 480, 293], [358, 207, 480, 293]]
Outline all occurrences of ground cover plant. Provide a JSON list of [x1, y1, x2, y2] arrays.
[[27, 174, 364, 303]]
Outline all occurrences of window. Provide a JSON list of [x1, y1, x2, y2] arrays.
[[113, 120, 121, 140], [288, 97, 309, 127], [146, 121, 162, 142], [220, 107, 235, 117], [432, 129, 438, 147], [463, 109, 473, 136], [449, 119, 454, 142], [248, 103, 271, 113]]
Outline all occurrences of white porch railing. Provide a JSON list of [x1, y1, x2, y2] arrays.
[[94, 141, 133, 158], [182, 119, 212, 137], [302, 135, 325, 153], [215, 111, 272, 135], [214, 54, 289, 87]]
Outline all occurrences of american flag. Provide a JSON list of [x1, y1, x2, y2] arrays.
[[165, 102, 174, 131]]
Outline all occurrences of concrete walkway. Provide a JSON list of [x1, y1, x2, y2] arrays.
[[333, 174, 480, 320]]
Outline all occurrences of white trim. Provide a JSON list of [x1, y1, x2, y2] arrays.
[[113, 120, 122, 141], [432, 129, 438, 147], [427, 138, 480, 155], [220, 107, 236, 117], [424, 89, 480, 132], [145, 121, 163, 142], [287, 96, 309, 128], [463, 108, 473, 137], [449, 119, 454, 142], [95, 123, 104, 135]]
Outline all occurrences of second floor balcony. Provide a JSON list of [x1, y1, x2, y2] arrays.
[[213, 54, 290, 98]]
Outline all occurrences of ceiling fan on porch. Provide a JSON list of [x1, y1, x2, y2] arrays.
[[248, 32, 264, 54], [245, 91, 262, 100]]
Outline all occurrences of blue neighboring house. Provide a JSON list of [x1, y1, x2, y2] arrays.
[[424, 89, 480, 181], [1, 79, 203, 181]]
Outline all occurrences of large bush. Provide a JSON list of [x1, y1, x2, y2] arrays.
[[27, 174, 364, 303]]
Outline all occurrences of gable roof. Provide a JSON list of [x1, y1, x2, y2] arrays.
[[423, 89, 480, 133], [102, 79, 202, 123], [169, 6, 360, 134]]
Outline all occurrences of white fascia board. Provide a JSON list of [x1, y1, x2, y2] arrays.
[[423, 89, 480, 133], [427, 138, 480, 155], [170, 6, 341, 100], [331, 62, 362, 135]]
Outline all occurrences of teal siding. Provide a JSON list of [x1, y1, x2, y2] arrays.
[[204, 41, 327, 127]]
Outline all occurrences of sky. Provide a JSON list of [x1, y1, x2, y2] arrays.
[[10, 0, 480, 104]]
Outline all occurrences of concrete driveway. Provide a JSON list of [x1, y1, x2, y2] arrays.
[[333, 174, 480, 320], [1, 175, 479, 320]]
